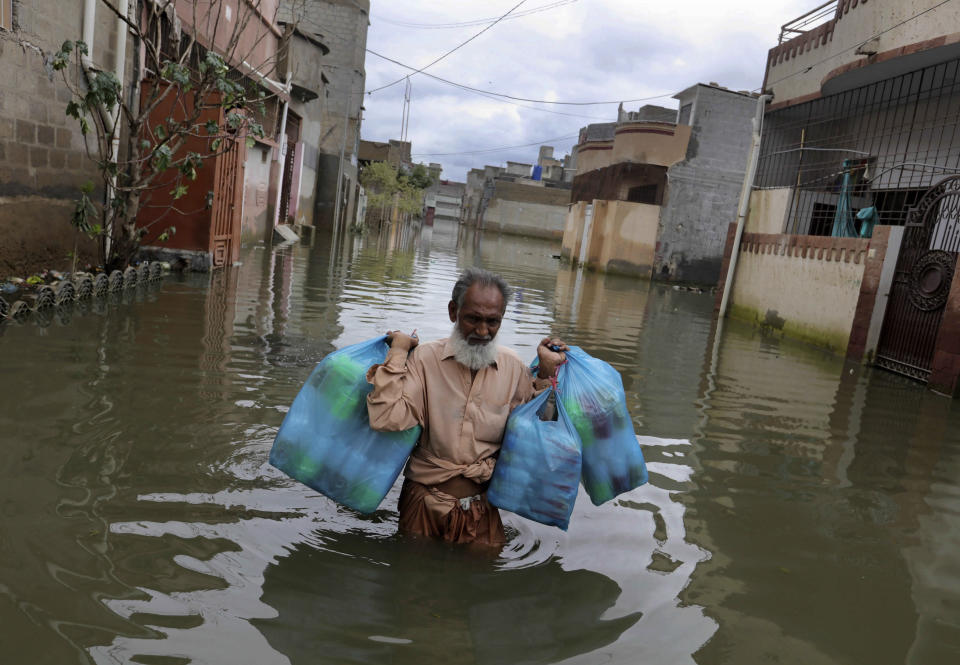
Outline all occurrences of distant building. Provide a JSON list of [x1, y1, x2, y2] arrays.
[[358, 139, 411, 170], [563, 84, 758, 283], [459, 145, 573, 239], [434, 180, 466, 225]]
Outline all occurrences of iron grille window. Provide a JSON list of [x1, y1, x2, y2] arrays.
[[756, 56, 960, 235]]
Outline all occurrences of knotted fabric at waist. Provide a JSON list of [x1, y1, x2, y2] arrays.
[[405, 447, 497, 488]]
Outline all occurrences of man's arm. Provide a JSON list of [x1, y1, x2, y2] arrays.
[[512, 337, 570, 408], [366, 331, 426, 432]]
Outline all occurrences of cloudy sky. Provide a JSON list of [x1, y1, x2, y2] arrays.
[[359, 0, 817, 181]]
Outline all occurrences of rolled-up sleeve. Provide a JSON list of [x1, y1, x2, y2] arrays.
[[366, 347, 426, 431]]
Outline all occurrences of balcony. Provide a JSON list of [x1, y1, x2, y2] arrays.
[[778, 1, 838, 44]]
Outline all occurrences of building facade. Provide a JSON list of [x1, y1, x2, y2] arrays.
[[283, 0, 368, 234], [564, 85, 759, 283], [719, 0, 960, 396]]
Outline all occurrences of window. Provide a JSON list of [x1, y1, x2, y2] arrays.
[[678, 103, 693, 126], [627, 184, 660, 205], [0, 0, 12, 31]]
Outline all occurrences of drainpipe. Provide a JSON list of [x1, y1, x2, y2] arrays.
[[717, 94, 771, 320], [272, 72, 292, 229], [577, 202, 594, 267], [105, 0, 129, 262], [82, 0, 96, 68]]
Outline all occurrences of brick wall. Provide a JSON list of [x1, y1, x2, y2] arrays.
[[0, 0, 125, 274]]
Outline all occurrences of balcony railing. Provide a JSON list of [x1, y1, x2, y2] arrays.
[[778, 1, 838, 44]]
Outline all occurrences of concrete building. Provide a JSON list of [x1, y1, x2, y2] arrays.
[[282, 0, 369, 234], [480, 178, 570, 240], [278, 21, 330, 235], [433, 180, 465, 224], [563, 85, 759, 283], [459, 145, 574, 239], [357, 139, 411, 169], [717, 0, 960, 396]]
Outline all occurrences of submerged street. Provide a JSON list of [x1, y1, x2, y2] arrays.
[[2, 221, 960, 664]]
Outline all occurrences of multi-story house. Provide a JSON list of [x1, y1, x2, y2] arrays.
[[563, 85, 759, 283], [719, 0, 960, 396]]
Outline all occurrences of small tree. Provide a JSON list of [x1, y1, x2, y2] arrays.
[[359, 161, 432, 227], [51, 0, 297, 271]]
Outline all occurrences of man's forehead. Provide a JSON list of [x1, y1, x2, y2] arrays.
[[461, 284, 504, 310]]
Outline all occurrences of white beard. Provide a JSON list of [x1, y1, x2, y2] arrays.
[[450, 325, 499, 370]]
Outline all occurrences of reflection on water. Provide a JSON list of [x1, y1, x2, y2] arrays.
[[1, 222, 959, 664]]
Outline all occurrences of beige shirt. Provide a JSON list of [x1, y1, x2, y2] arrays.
[[366, 338, 550, 487]]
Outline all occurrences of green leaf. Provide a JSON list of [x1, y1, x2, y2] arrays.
[[66, 101, 82, 119], [170, 184, 189, 200], [205, 120, 219, 135], [140, 139, 151, 151], [80, 180, 95, 195], [75, 41, 89, 57], [152, 144, 172, 171], [79, 117, 90, 135], [154, 124, 167, 141], [211, 137, 223, 152], [245, 136, 255, 149]]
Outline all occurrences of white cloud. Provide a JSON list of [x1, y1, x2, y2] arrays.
[[361, 0, 816, 180]]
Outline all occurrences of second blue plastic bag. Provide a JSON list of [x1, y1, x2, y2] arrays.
[[556, 347, 648, 506], [269, 336, 422, 513], [488, 389, 582, 530]]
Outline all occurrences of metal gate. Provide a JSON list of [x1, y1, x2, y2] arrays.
[[875, 176, 960, 381], [210, 138, 245, 268]]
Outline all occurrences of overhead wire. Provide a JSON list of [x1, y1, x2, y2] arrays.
[[366, 0, 531, 94], [373, 0, 579, 30], [412, 133, 581, 157], [365, 48, 675, 106]]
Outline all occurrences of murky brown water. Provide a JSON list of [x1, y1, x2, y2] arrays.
[[2, 220, 960, 664]]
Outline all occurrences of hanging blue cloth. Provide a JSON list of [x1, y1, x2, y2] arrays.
[[857, 206, 878, 238], [269, 337, 422, 513], [488, 389, 582, 530], [831, 167, 858, 237]]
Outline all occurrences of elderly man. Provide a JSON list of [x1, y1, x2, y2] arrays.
[[366, 267, 567, 547]]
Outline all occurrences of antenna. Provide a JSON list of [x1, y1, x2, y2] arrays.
[[401, 76, 412, 142]]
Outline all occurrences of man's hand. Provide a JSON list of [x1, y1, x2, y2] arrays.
[[386, 330, 419, 352], [536, 337, 569, 379]]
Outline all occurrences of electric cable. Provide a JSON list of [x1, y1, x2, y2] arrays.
[[412, 132, 581, 157], [373, 0, 579, 30], [365, 48, 675, 106], [366, 0, 531, 94]]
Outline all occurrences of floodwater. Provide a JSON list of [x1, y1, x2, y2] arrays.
[[1, 220, 959, 665]]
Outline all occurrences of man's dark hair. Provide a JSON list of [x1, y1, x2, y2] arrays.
[[451, 267, 511, 309]]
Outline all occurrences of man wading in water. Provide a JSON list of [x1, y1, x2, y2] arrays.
[[366, 267, 568, 547]]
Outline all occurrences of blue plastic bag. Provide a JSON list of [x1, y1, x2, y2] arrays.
[[488, 389, 582, 530], [555, 347, 648, 506], [269, 336, 422, 513]]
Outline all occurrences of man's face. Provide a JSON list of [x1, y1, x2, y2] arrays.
[[449, 284, 505, 345]]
